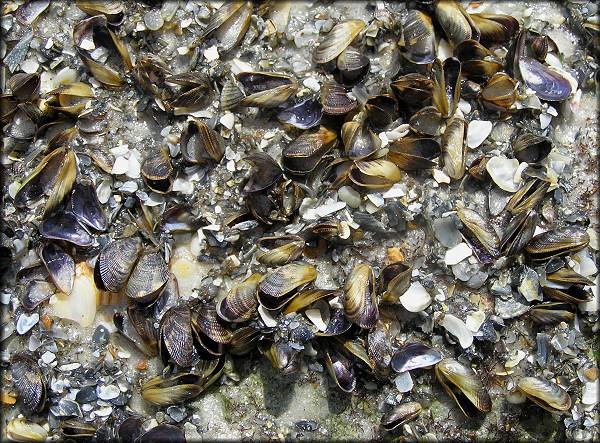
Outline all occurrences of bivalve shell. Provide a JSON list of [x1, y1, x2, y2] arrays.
[[517, 376, 571, 414]]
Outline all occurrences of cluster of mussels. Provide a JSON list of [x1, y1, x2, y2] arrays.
[[1, 0, 598, 441]]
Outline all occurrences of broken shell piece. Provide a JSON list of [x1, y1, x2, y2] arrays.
[[486, 156, 521, 192], [439, 314, 473, 348], [399, 281, 431, 312], [467, 120, 492, 148]]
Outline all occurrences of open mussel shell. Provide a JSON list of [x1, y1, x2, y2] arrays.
[[409, 106, 444, 136], [283, 288, 341, 315], [320, 80, 356, 115], [59, 419, 97, 439], [313, 19, 365, 64], [262, 342, 301, 375], [20, 280, 54, 311], [243, 152, 282, 193], [324, 344, 356, 393], [14, 146, 77, 216], [198, 0, 252, 53], [367, 320, 392, 380], [158, 205, 203, 233], [167, 72, 213, 111], [227, 327, 262, 356], [335, 47, 370, 87], [381, 401, 422, 431], [481, 73, 517, 110], [95, 236, 142, 293], [400, 10, 437, 64], [546, 268, 594, 286], [365, 94, 398, 128], [277, 98, 323, 129], [6, 417, 48, 442], [180, 120, 225, 164], [257, 235, 305, 265], [282, 125, 338, 175], [70, 180, 107, 231], [247, 193, 276, 225], [507, 178, 550, 215], [76, 0, 124, 25], [499, 209, 538, 257], [441, 118, 468, 180], [434, 0, 480, 47], [191, 302, 232, 345], [125, 249, 169, 305], [9, 72, 40, 101], [529, 302, 575, 325], [470, 13, 520, 44], [258, 263, 317, 310], [217, 273, 261, 322], [114, 308, 157, 357], [435, 358, 491, 417], [317, 308, 352, 336], [141, 148, 173, 194], [236, 72, 298, 108], [391, 73, 433, 109], [343, 263, 379, 328], [10, 353, 46, 414], [380, 261, 411, 304], [518, 57, 572, 101], [387, 136, 440, 172], [341, 120, 381, 160], [159, 306, 197, 367], [47, 81, 94, 115], [39, 211, 93, 247], [39, 242, 74, 294], [391, 342, 442, 373], [137, 424, 187, 443], [141, 372, 204, 406], [542, 285, 593, 304], [4, 104, 38, 140], [432, 57, 461, 119], [517, 377, 571, 414], [525, 227, 590, 262], [513, 133, 552, 165], [349, 159, 403, 189], [457, 206, 499, 264]]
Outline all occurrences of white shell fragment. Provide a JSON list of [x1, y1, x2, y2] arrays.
[[305, 308, 327, 331], [258, 304, 278, 328], [444, 242, 472, 266], [465, 310, 486, 333], [399, 281, 432, 312], [581, 380, 599, 406], [394, 370, 414, 393], [467, 120, 492, 148], [439, 314, 473, 348], [48, 263, 99, 328], [486, 157, 522, 192]]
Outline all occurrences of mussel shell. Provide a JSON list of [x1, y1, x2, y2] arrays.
[[258, 263, 317, 310], [320, 80, 356, 115], [387, 136, 441, 171], [324, 344, 356, 393], [313, 19, 365, 64], [367, 320, 391, 380], [70, 180, 107, 231], [542, 285, 593, 304], [257, 235, 305, 265], [435, 358, 491, 416], [380, 261, 412, 304], [226, 326, 262, 356], [198, 1, 252, 54], [517, 376, 571, 414], [6, 417, 48, 442], [191, 302, 232, 344], [525, 227, 590, 262], [117, 417, 142, 443], [39, 242, 74, 294], [507, 178, 550, 215], [343, 263, 379, 328], [432, 57, 461, 118], [141, 148, 173, 194], [349, 159, 403, 189], [529, 302, 575, 325], [391, 342, 442, 373], [141, 372, 204, 406], [114, 310, 156, 357], [365, 94, 398, 128], [159, 306, 197, 367], [180, 120, 225, 164], [401, 10, 437, 64], [125, 249, 169, 304], [9, 72, 40, 101], [381, 401, 422, 431], [457, 206, 499, 264], [277, 99, 323, 129], [434, 0, 480, 46], [137, 424, 186, 443], [243, 152, 282, 193], [470, 13, 520, 44], [441, 117, 468, 180], [341, 120, 381, 160], [481, 73, 517, 110], [499, 209, 538, 257], [391, 73, 433, 109], [59, 419, 97, 438], [14, 146, 77, 215], [283, 289, 342, 315], [263, 342, 300, 374], [518, 57, 572, 101], [39, 211, 93, 247], [317, 308, 352, 336], [10, 353, 46, 414], [513, 133, 552, 165], [237, 72, 298, 108], [20, 280, 54, 311], [546, 268, 594, 286], [409, 105, 444, 136], [335, 47, 370, 87], [95, 236, 142, 292], [282, 125, 338, 175], [217, 273, 261, 322]]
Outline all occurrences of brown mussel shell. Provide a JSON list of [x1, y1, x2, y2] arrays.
[[159, 306, 197, 367], [236, 72, 298, 108], [381, 402, 422, 431], [197, 1, 252, 54], [441, 117, 468, 180], [180, 120, 225, 164], [341, 120, 381, 160], [324, 344, 356, 393], [258, 263, 317, 310], [313, 19, 365, 64], [282, 125, 338, 175], [380, 261, 412, 304], [257, 235, 305, 265], [343, 263, 379, 328], [365, 94, 398, 129], [513, 132, 553, 165], [125, 249, 169, 305], [435, 358, 491, 417], [320, 80, 357, 115], [70, 180, 107, 231], [401, 10, 437, 64], [517, 376, 571, 414], [217, 273, 261, 323], [335, 47, 371, 87], [39, 242, 74, 295], [95, 236, 142, 293], [525, 227, 590, 262], [10, 353, 46, 414], [141, 148, 173, 194], [529, 302, 576, 325], [367, 320, 392, 380], [387, 136, 441, 172]]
